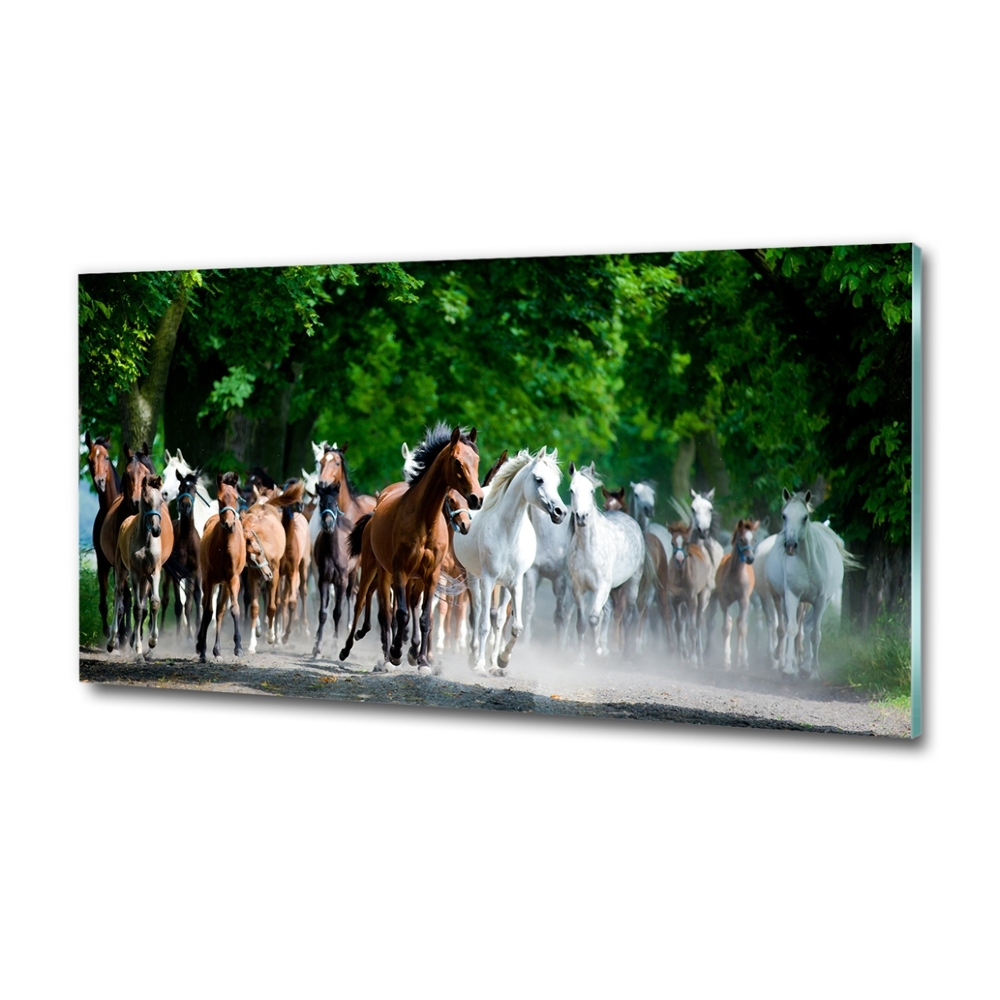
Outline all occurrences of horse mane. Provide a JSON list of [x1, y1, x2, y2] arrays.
[[249, 466, 277, 489], [267, 480, 305, 508], [323, 445, 360, 500], [220, 471, 240, 489], [348, 513, 373, 558], [479, 450, 533, 512], [575, 463, 602, 487], [405, 422, 478, 485], [482, 449, 509, 488]]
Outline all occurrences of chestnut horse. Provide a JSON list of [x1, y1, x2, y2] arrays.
[[110, 475, 167, 657], [338, 424, 483, 673], [277, 482, 310, 642], [196, 473, 247, 661], [666, 521, 712, 665], [715, 518, 759, 670], [84, 433, 121, 637]]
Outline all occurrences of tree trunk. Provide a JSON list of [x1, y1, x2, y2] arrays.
[[671, 437, 696, 502], [694, 428, 730, 498], [118, 290, 188, 472]]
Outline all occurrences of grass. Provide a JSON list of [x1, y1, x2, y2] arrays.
[[821, 609, 912, 709], [79, 551, 105, 648]]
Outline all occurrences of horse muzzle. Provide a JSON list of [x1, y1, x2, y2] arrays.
[[784, 542, 798, 556], [574, 512, 588, 527], [549, 505, 566, 525], [466, 492, 482, 511]]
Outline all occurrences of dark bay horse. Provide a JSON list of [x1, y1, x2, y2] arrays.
[[110, 475, 167, 657], [85, 433, 121, 637], [338, 424, 483, 673], [311, 480, 352, 658], [160, 469, 202, 637], [196, 473, 247, 662]]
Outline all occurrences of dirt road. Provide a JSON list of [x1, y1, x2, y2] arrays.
[[79, 617, 909, 738]]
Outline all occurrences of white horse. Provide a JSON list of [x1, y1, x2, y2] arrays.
[[567, 462, 646, 660], [162, 448, 218, 537], [453, 448, 566, 677], [628, 480, 657, 531], [522, 506, 574, 648], [765, 489, 862, 677]]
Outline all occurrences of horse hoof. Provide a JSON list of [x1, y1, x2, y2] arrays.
[[374, 661, 389, 673], [407, 651, 418, 667], [312, 646, 321, 659], [338, 647, 350, 661], [148, 637, 157, 649], [471, 666, 488, 677], [489, 667, 506, 678], [199, 653, 207, 663], [417, 664, 433, 676]]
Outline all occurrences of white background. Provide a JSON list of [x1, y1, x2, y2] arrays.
[[2, 2, 996, 996]]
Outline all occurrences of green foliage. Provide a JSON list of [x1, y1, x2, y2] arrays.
[[79, 246, 914, 564], [78, 554, 104, 648], [822, 611, 912, 701]]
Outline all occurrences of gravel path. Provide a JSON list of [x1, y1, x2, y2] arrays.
[[79, 614, 910, 738]]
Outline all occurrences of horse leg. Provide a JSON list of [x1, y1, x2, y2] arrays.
[[228, 576, 243, 657], [522, 567, 537, 647], [552, 573, 572, 651], [375, 572, 394, 671], [416, 586, 437, 674], [331, 570, 346, 639], [389, 576, 410, 667], [339, 556, 376, 662], [473, 576, 493, 676], [489, 586, 513, 675], [313, 578, 331, 657], [266, 576, 279, 644], [282, 567, 299, 644], [781, 589, 801, 675], [495, 577, 527, 675], [212, 583, 228, 658], [148, 568, 161, 650], [721, 600, 734, 670], [737, 595, 751, 670], [299, 560, 310, 637], [407, 583, 423, 666], [588, 583, 613, 656], [807, 597, 828, 677], [196, 583, 214, 662], [248, 575, 260, 654]]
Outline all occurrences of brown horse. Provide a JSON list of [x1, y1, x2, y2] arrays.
[[160, 468, 202, 636], [431, 489, 474, 654], [85, 433, 121, 637], [715, 518, 759, 670], [601, 486, 626, 511], [241, 482, 303, 652], [110, 475, 167, 657], [100, 444, 174, 648], [276, 483, 310, 643], [338, 424, 483, 673], [666, 521, 712, 665], [196, 473, 247, 661]]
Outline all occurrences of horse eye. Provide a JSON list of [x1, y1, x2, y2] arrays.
[[535, 476, 543, 484]]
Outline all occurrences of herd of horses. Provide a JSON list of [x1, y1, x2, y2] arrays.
[[84, 424, 861, 680]]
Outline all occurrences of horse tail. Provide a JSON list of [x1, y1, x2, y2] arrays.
[[269, 480, 305, 508], [348, 514, 373, 558], [837, 538, 865, 572]]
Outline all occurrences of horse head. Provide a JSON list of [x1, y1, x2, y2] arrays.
[[668, 521, 691, 564], [445, 425, 483, 510], [629, 480, 656, 526], [732, 518, 760, 564], [318, 444, 346, 493], [780, 488, 813, 555], [568, 461, 600, 527], [689, 488, 716, 536], [528, 447, 566, 524], [161, 447, 196, 504], [123, 444, 156, 505], [602, 485, 626, 512], [217, 472, 242, 533], [316, 482, 342, 535], [175, 469, 200, 519], [86, 433, 113, 494], [241, 513, 274, 582], [443, 489, 472, 535], [140, 474, 164, 538]]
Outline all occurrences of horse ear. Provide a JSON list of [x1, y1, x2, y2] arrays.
[[175, 468, 184, 483], [311, 441, 323, 462], [569, 461, 576, 476], [164, 448, 172, 463], [177, 448, 186, 464], [804, 490, 812, 505], [125, 443, 133, 459], [141, 442, 150, 455], [691, 488, 697, 498], [85, 431, 93, 448], [469, 427, 478, 443], [451, 426, 462, 445], [588, 461, 596, 475], [782, 488, 792, 503], [217, 472, 224, 489], [401, 443, 409, 459], [706, 488, 715, 501], [629, 481, 636, 488], [601, 486, 610, 498], [340, 442, 348, 453]]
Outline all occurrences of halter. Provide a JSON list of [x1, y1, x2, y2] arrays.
[[177, 492, 193, 502], [320, 507, 340, 522], [735, 539, 755, 563], [143, 508, 161, 521], [443, 499, 467, 530], [246, 529, 271, 575]]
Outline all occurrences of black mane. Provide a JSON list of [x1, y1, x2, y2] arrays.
[[406, 423, 478, 486], [323, 445, 360, 500]]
